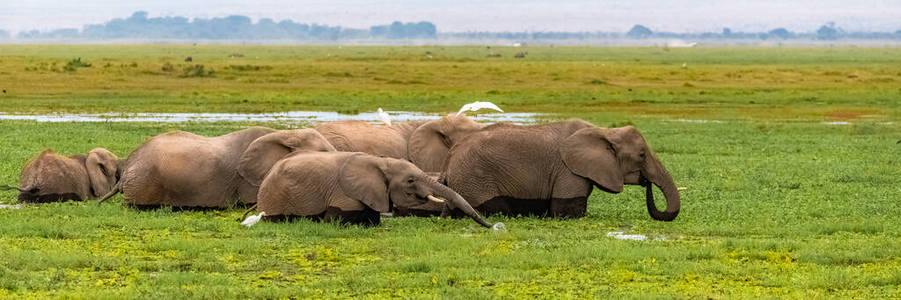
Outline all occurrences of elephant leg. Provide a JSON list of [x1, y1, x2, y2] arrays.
[[475, 196, 550, 217], [549, 197, 588, 218], [263, 214, 290, 223], [323, 207, 381, 227], [19, 192, 82, 203], [549, 174, 593, 218]]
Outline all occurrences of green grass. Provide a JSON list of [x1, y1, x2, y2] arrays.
[[1, 45, 901, 298]]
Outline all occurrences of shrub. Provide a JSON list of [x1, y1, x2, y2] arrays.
[[63, 58, 91, 72], [181, 64, 215, 77]]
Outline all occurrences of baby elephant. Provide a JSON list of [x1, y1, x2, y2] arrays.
[[251, 151, 491, 228], [2, 148, 120, 203]]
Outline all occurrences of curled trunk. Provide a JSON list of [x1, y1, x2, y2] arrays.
[[644, 154, 680, 221]]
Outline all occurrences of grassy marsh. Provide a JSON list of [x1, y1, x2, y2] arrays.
[[0, 45, 900, 298]]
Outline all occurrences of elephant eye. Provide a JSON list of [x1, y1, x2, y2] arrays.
[[407, 177, 415, 184]]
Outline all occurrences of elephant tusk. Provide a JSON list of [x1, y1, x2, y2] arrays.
[[427, 195, 446, 203]]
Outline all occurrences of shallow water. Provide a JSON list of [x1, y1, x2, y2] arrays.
[[0, 111, 546, 125], [606, 231, 667, 242]]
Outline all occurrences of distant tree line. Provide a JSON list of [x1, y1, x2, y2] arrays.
[[4, 12, 901, 41], [448, 24, 901, 41], [10, 11, 436, 40]]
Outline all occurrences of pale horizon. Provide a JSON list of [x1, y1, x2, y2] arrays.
[[3, 0, 901, 35]]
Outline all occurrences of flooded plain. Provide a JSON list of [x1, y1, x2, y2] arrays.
[[0, 110, 546, 125]]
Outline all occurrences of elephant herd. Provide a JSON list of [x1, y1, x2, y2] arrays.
[[3, 113, 681, 228]]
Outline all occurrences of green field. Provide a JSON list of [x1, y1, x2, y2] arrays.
[[0, 45, 900, 298]]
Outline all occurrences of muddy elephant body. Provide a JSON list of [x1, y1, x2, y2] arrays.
[[443, 119, 681, 221], [315, 120, 427, 159], [10, 148, 120, 203], [315, 114, 484, 173], [315, 115, 487, 218], [119, 127, 334, 208], [253, 151, 490, 227]]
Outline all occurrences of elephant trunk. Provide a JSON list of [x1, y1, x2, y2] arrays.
[[644, 155, 680, 222], [430, 182, 491, 228]]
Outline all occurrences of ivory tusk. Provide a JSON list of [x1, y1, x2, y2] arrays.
[[427, 195, 446, 203]]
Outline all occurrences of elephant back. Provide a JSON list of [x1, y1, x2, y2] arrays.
[[257, 152, 349, 217], [445, 127, 564, 207]]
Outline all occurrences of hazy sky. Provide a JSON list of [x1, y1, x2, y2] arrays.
[[3, 0, 901, 34]]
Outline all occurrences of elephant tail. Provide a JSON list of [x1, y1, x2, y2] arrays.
[[238, 203, 259, 222], [0, 185, 26, 192], [97, 182, 121, 206]]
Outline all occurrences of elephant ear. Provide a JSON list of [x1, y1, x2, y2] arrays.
[[408, 120, 451, 172], [560, 127, 623, 193], [239, 129, 336, 186], [85, 148, 119, 198], [338, 154, 390, 212]]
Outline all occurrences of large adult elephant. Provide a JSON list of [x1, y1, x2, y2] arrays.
[[442, 119, 680, 221], [315, 120, 428, 159], [242, 151, 491, 228], [106, 127, 335, 208], [315, 114, 483, 173], [2, 148, 120, 203]]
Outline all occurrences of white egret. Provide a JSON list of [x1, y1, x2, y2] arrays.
[[241, 211, 265, 227], [377, 108, 392, 126], [456, 101, 504, 116]]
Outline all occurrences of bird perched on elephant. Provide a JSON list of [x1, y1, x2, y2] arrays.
[[1, 148, 120, 203], [103, 127, 335, 209], [315, 113, 484, 173], [442, 119, 681, 221], [243, 151, 492, 228]]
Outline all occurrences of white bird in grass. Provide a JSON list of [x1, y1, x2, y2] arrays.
[[456, 101, 504, 116], [377, 108, 392, 126], [241, 211, 265, 227]]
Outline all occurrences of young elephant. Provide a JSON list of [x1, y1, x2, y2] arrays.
[[249, 151, 491, 228], [2, 148, 120, 203], [108, 127, 335, 209]]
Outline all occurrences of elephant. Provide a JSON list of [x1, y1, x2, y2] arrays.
[[241, 150, 491, 228], [315, 119, 428, 159], [1, 148, 120, 203], [104, 127, 335, 209], [315, 113, 483, 173], [441, 119, 680, 221]]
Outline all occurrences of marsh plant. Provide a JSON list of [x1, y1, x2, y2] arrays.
[[63, 57, 91, 72]]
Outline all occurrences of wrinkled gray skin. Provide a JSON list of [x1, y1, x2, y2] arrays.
[[316, 114, 483, 173], [315, 120, 428, 159], [115, 127, 335, 208], [249, 151, 490, 228], [443, 119, 681, 221], [3, 148, 120, 203], [317, 115, 486, 217]]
